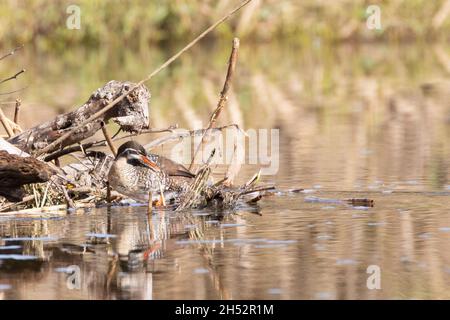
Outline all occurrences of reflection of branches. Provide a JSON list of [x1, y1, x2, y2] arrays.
[[185, 214, 233, 299], [105, 254, 119, 293]]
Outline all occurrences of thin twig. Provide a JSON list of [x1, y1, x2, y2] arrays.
[[189, 38, 240, 171], [42, 125, 177, 162], [0, 69, 26, 85], [43, 141, 106, 162], [144, 124, 243, 150], [0, 45, 23, 61], [101, 122, 117, 157], [35, 0, 252, 157], [112, 125, 178, 142], [110, 127, 122, 139], [61, 185, 75, 209]]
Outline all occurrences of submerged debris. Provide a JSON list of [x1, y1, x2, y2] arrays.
[[344, 198, 374, 207]]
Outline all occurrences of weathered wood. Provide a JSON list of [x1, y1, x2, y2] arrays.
[[0, 150, 56, 201], [8, 80, 150, 155]]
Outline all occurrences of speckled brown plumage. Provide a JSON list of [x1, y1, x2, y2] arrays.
[[108, 141, 195, 202]]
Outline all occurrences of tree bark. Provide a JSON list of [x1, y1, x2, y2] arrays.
[[7, 80, 150, 155], [0, 150, 56, 201]]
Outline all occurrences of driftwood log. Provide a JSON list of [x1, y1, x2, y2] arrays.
[[0, 150, 56, 201], [8, 80, 150, 155]]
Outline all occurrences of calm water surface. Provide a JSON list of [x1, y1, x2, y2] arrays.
[[0, 42, 449, 299]]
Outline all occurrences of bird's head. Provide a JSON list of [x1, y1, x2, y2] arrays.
[[116, 141, 160, 172]]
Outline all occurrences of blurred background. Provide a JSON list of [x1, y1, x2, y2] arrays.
[[2, 0, 450, 47]]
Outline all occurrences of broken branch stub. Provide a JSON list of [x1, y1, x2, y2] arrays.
[[8, 80, 150, 155], [0, 150, 57, 201]]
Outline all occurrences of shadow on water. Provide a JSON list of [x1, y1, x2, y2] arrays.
[[0, 41, 450, 299]]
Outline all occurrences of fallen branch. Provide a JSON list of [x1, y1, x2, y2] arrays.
[[8, 80, 150, 154]]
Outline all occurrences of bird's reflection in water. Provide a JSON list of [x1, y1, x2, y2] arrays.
[[97, 206, 254, 299], [0, 203, 259, 299]]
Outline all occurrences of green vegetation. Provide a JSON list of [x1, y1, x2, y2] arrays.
[[1, 0, 450, 50]]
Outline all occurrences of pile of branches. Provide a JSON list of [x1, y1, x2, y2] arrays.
[[0, 36, 272, 214]]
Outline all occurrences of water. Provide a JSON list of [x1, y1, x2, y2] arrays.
[[0, 42, 449, 299]]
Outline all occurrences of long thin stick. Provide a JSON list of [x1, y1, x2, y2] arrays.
[[35, 0, 253, 157], [14, 99, 21, 124], [189, 37, 240, 171], [62, 185, 75, 209], [12, 99, 21, 134], [101, 122, 117, 157], [42, 125, 177, 162]]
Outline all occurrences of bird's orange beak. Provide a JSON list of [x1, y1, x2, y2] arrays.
[[140, 155, 161, 171]]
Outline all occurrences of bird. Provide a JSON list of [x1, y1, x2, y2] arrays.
[[107, 141, 194, 204]]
